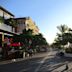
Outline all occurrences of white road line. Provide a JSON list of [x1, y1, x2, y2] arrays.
[[34, 52, 51, 72]]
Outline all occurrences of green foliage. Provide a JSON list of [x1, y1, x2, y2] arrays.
[[52, 24, 72, 49], [13, 29, 49, 51], [65, 48, 72, 53], [32, 33, 48, 46], [5, 18, 17, 27], [57, 24, 68, 34], [13, 35, 20, 42], [23, 29, 33, 35], [0, 16, 4, 23]]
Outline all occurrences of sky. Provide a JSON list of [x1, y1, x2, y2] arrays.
[[0, 0, 72, 44]]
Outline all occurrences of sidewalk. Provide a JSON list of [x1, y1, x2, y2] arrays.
[[0, 52, 49, 65]]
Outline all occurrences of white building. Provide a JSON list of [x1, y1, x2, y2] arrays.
[[0, 6, 17, 47]]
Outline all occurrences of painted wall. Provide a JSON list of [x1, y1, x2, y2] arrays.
[[0, 23, 15, 33], [25, 18, 39, 35], [0, 9, 14, 19]]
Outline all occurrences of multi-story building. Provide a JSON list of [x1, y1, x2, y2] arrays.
[[0, 6, 17, 47], [0, 6, 40, 59], [15, 17, 39, 35], [0, 6, 14, 19], [0, 6, 39, 47]]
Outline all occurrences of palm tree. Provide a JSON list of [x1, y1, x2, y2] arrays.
[[54, 24, 69, 49], [57, 24, 68, 34], [52, 24, 72, 50]]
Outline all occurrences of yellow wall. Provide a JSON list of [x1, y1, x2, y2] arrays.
[[25, 17, 39, 35], [15, 17, 39, 35]]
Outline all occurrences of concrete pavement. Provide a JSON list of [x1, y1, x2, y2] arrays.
[[0, 51, 72, 72], [0, 51, 50, 65], [34, 51, 72, 72]]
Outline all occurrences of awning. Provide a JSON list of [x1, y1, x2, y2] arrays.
[[9, 42, 22, 47]]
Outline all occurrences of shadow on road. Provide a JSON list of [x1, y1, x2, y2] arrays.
[[38, 54, 72, 72], [0, 57, 45, 72]]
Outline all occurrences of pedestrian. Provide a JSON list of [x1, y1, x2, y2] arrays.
[[28, 48, 33, 57]]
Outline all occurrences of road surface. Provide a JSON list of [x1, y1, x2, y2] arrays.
[[0, 51, 72, 72]]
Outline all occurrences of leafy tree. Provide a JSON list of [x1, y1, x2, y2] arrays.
[[20, 29, 33, 50], [31, 33, 48, 51], [13, 29, 49, 52], [52, 24, 70, 49]]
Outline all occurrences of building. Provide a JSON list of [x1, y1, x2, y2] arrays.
[[0, 6, 14, 19], [0, 6, 39, 48], [0, 6, 40, 59], [0, 6, 17, 47], [15, 17, 39, 35]]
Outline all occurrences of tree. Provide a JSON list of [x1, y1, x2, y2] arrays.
[[13, 29, 49, 52], [20, 29, 33, 50], [31, 33, 49, 52], [52, 24, 69, 49], [57, 24, 68, 35]]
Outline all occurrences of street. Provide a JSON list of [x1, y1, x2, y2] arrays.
[[0, 51, 72, 72]]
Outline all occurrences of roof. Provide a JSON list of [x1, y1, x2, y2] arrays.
[[14, 17, 26, 20], [0, 6, 14, 17], [14, 17, 30, 20]]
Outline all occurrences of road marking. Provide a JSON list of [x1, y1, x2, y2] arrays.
[[34, 52, 51, 72]]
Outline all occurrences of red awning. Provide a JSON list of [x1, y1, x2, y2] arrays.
[[9, 42, 21, 47]]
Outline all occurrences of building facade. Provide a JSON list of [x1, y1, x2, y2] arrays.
[[0, 6, 40, 59], [0, 6, 17, 47], [0, 6, 39, 47], [0, 6, 14, 19], [15, 17, 39, 35]]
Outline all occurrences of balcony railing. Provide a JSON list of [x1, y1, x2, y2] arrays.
[[4, 18, 17, 27]]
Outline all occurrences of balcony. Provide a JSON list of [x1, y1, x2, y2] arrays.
[[4, 18, 17, 27]]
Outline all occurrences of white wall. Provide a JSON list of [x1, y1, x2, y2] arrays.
[[0, 23, 15, 33], [4, 12, 13, 19], [0, 9, 3, 17], [0, 9, 14, 19]]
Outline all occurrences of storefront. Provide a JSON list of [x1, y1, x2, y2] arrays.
[[0, 29, 17, 59]]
